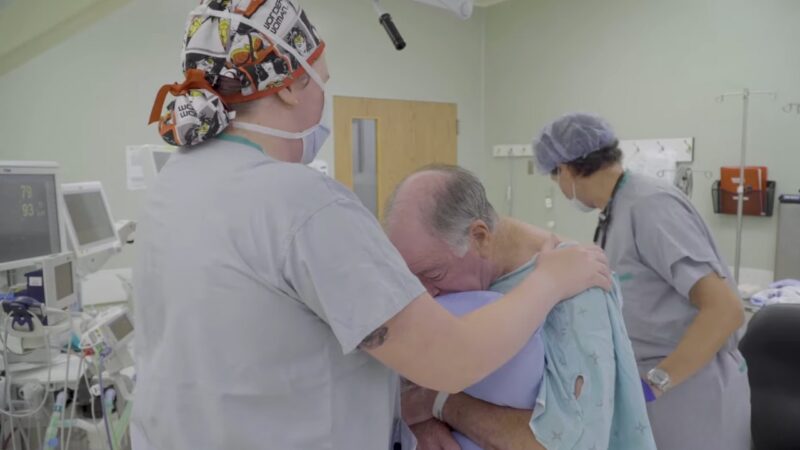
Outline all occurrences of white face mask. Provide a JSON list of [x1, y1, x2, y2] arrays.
[[570, 181, 595, 213], [559, 172, 594, 213], [232, 93, 332, 164]]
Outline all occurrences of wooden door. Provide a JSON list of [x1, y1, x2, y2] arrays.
[[333, 96, 457, 220]]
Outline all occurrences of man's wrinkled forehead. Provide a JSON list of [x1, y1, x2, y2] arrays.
[[389, 211, 439, 259], [405, 238, 453, 276], [386, 170, 455, 264], [387, 212, 448, 271]]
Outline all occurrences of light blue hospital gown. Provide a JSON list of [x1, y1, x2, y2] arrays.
[[490, 256, 657, 450]]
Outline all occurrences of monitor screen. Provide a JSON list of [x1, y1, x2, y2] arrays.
[[153, 151, 171, 173], [63, 190, 115, 247], [109, 314, 133, 341], [54, 260, 74, 301], [0, 173, 61, 264]]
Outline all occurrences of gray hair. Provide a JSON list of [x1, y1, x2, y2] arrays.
[[385, 164, 498, 254]]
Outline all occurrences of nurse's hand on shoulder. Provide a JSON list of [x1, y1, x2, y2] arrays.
[[360, 235, 611, 394], [411, 419, 462, 450], [533, 234, 612, 299]]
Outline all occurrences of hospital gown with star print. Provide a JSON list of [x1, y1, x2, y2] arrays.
[[490, 252, 657, 450]]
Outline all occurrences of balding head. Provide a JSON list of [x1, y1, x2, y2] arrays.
[[385, 165, 498, 254], [385, 165, 499, 296]]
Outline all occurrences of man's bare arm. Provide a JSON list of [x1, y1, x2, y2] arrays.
[[443, 394, 544, 450]]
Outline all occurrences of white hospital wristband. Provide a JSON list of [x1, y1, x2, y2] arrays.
[[432, 391, 450, 421]]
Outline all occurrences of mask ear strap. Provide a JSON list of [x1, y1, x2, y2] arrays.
[[191, 5, 327, 89], [231, 91, 328, 138], [231, 121, 313, 139]]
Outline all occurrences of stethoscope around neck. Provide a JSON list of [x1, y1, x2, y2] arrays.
[[593, 171, 628, 250]]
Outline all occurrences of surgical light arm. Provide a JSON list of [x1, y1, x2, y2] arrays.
[[373, 0, 474, 50], [373, 0, 405, 50]]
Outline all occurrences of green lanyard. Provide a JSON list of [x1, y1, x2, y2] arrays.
[[217, 133, 264, 153]]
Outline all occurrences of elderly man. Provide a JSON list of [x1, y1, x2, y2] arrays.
[[385, 165, 655, 450]]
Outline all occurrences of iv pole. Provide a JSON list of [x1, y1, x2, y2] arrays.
[[716, 89, 776, 283]]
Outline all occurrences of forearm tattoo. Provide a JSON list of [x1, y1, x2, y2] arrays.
[[359, 326, 389, 350]]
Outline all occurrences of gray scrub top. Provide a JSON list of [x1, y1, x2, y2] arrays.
[[132, 135, 425, 450], [603, 172, 751, 450]]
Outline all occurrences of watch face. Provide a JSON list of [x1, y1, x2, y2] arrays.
[[649, 368, 670, 388]]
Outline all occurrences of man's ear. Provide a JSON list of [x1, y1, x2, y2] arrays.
[[276, 86, 300, 106], [469, 220, 492, 257]]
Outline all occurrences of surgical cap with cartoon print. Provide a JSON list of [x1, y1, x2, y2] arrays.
[[149, 0, 325, 147]]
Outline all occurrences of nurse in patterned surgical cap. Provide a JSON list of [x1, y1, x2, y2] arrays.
[[133, 3, 613, 449]]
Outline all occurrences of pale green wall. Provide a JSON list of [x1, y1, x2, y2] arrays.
[[483, 0, 800, 273], [3, 0, 798, 274], [0, 0, 488, 268]]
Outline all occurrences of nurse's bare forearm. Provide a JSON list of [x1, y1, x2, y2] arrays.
[[364, 245, 610, 393], [364, 280, 558, 393], [442, 394, 544, 450], [656, 274, 745, 388]]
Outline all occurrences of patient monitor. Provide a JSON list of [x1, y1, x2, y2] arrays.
[[0, 161, 66, 272], [61, 182, 121, 276], [40, 252, 79, 311], [82, 306, 134, 374], [22, 252, 79, 311]]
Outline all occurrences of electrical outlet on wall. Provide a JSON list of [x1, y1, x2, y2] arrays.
[[493, 144, 533, 158], [492, 145, 511, 157], [510, 145, 533, 157]]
